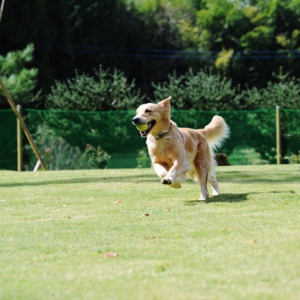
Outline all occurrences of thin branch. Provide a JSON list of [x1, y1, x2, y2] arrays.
[[0, 0, 6, 32]]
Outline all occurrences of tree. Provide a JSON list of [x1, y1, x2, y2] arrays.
[[177, 0, 300, 88], [0, 44, 40, 108], [1, 0, 300, 105], [0, 0, 74, 95], [68, 0, 187, 96]]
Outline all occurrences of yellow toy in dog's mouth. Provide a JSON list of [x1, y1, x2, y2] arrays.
[[135, 120, 156, 137], [136, 123, 149, 132]]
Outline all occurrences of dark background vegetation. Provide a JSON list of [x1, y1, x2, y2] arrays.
[[0, 0, 300, 169], [1, 0, 300, 110]]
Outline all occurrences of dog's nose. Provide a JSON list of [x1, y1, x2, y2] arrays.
[[132, 116, 140, 125]]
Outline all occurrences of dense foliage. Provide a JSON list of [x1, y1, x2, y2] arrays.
[[152, 68, 300, 110], [25, 124, 111, 170], [1, 0, 300, 106], [45, 66, 144, 111], [152, 69, 239, 110], [1, 0, 300, 168], [0, 45, 40, 107]]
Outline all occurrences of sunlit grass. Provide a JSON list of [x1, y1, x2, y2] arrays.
[[1, 165, 300, 299]]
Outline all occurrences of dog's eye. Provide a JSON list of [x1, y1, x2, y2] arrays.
[[145, 109, 152, 113]]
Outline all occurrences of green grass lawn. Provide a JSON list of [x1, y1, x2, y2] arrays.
[[1, 165, 300, 300]]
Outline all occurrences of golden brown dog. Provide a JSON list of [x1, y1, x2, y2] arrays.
[[132, 96, 229, 200]]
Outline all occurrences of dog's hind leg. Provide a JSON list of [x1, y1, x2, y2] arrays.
[[208, 174, 220, 196], [197, 171, 209, 200], [193, 162, 209, 201], [207, 158, 220, 196], [193, 147, 210, 200]]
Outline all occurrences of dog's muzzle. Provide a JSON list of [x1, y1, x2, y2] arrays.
[[132, 116, 141, 125], [132, 116, 156, 137]]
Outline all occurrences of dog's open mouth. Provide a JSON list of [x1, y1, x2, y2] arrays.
[[138, 120, 156, 137]]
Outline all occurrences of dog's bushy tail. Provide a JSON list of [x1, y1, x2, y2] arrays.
[[198, 115, 230, 150]]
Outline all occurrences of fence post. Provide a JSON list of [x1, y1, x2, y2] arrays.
[[0, 76, 47, 170], [17, 105, 23, 171], [276, 106, 281, 165]]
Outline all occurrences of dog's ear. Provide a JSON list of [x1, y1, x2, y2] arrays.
[[158, 96, 171, 111]]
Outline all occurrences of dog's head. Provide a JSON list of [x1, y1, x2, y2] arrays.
[[132, 96, 171, 137]]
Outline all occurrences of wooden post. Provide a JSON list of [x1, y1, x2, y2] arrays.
[[0, 76, 47, 170], [0, 0, 6, 27], [17, 105, 23, 171], [276, 106, 281, 165]]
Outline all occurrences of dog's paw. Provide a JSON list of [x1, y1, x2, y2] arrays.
[[212, 190, 220, 196], [161, 177, 172, 185], [199, 193, 209, 201], [161, 177, 182, 189]]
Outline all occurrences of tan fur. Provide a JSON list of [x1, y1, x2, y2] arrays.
[[133, 96, 230, 200]]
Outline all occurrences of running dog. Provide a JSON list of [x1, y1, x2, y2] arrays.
[[132, 97, 229, 200]]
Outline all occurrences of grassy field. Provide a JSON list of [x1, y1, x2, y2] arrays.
[[1, 165, 300, 300]]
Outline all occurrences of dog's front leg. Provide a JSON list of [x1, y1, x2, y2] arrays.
[[161, 160, 188, 189], [152, 161, 182, 188], [153, 162, 168, 179], [153, 162, 181, 188]]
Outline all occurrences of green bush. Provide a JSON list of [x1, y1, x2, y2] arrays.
[[25, 124, 110, 170], [136, 149, 151, 168], [82, 144, 111, 169], [152, 68, 240, 110], [288, 153, 300, 164], [240, 73, 300, 110], [152, 67, 300, 111], [45, 65, 145, 111]]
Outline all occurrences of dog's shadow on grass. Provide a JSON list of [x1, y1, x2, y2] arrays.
[[184, 193, 249, 205], [184, 190, 296, 205]]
